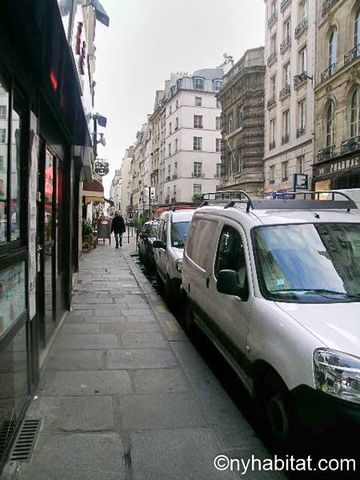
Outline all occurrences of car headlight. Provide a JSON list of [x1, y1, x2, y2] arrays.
[[313, 349, 360, 404], [175, 259, 182, 273]]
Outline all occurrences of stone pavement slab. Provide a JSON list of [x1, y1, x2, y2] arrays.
[[133, 368, 189, 394], [106, 348, 178, 369]]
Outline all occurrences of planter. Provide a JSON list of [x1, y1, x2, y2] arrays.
[[82, 235, 93, 252]]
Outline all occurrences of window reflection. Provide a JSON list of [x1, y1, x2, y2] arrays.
[[11, 108, 21, 241], [0, 81, 9, 244]]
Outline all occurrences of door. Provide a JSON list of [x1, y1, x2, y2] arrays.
[[206, 222, 253, 376]]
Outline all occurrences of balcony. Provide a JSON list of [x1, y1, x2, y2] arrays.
[[267, 51, 277, 67], [165, 196, 170, 204], [165, 175, 171, 182], [280, 36, 291, 54], [192, 172, 205, 178], [280, 0, 291, 11], [172, 174, 178, 180], [297, 127, 306, 138], [294, 17, 308, 39], [269, 141, 276, 150], [171, 197, 177, 203], [341, 136, 360, 154], [317, 145, 335, 162], [279, 84, 291, 100], [294, 72, 309, 88], [320, 63, 338, 82], [282, 134, 289, 145], [321, 0, 340, 17], [344, 44, 360, 66], [268, 11, 278, 28], [267, 96, 277, 109], [214, 173, 221, 178]]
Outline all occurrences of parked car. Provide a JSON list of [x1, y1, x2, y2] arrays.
[[137, 220, 159, 271], [153, 209, 195, 302], [182, 190, 360, 447]]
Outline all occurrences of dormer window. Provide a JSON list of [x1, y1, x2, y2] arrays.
[[193, 77, 205, 90], [213, 80, 222, 92]]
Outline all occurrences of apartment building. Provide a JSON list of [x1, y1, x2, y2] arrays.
[[264, 0, 315, 197], [217, 47, 265, 196], [313, 0, 360, 191]]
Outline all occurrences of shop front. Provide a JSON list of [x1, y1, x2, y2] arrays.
[[313, 153, 360, 191], [0, 0, 92, 470]]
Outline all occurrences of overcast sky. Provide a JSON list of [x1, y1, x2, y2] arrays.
[[94, 0, 265, 196]]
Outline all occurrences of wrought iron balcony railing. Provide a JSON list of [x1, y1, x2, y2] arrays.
[[317, 145, 335, 162], [282, 134, 290, 145], [294, 72, 309, 88], [280, 36, 291, 54], [320, 63, 338, 82], [321, 0, 340, 17], [294, 17, 308, 39], [341, 136, 360, 154], [279, 84, 291, 100], [267, 51, 277, 67], [344, 44, 360, 66], [267, 96, 276, 109]]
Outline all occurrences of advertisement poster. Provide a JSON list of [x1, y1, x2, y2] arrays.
[[28, 112, 39, 319], [0, 262, 26, 339]]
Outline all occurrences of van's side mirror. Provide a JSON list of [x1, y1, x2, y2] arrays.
[[153, 239, 166, 249], [216, 269, 247, 299]]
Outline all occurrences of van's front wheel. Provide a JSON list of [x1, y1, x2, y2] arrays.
[[255, 373, 296, 451]]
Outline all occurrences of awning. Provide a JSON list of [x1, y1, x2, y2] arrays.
[[92, 0, 109, 27], [83, 179, 104, 203]]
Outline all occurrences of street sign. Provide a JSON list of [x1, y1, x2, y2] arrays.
[[293, 173, 308, 190]]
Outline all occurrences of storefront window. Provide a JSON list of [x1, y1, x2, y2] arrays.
[[0, 262, 26, 340], [11, 108, 21, 241], [0, 81, 9, 244]]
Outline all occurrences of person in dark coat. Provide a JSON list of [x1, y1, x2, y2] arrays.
[[111, 211, 126, 248]]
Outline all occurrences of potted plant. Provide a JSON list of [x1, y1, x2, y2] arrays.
[[82, 219, 94, 252]]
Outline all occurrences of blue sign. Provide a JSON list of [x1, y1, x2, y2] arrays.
[[293, 173, 308, 190]]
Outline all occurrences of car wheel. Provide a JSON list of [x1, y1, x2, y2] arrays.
[[255, 373, 295, 451]]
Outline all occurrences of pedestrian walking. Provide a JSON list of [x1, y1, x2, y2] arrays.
[[111, 211, 126, 248]]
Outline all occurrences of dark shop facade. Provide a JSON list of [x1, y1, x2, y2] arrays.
[[0, 0, 92, 469]]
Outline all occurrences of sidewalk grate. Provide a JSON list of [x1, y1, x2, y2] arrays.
[[9, 419, 42, 462], [0, 420, 15, 461]]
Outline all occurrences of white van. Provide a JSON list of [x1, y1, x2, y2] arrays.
[[182, 191, 360, 446]]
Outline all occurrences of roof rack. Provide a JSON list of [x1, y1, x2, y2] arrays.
[[199, 190, 358, 212]]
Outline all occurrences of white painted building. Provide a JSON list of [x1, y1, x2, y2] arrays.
[[120, 146, 133, 218], [109, 168, 122, 211], [264, 0, 315, 197], [157, 69, 223, 203]]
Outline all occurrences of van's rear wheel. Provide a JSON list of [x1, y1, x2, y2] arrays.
[[255, 373, 295, 451]]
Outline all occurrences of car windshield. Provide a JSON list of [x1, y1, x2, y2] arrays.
[[253, 223, 360, 303], [171, 221, 190, 247]]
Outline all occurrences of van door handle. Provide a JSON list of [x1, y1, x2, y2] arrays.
[[206, 278, 210, 288]]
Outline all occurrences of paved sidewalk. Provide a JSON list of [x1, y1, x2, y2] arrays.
[[2, 237, 282, 480]]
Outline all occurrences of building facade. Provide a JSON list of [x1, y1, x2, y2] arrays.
[[110, 169, 122, 211], [313, 0, 360, 191], [217, 47, 265, 196], [263, 0, 315, 197], [120, 147, 133, 217]]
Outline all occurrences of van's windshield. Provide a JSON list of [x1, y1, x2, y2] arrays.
[[171, 221, 190, 248], [253, 223, 360, 303]]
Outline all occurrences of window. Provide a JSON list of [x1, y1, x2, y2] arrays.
[[270, 0, 276, 15], [271, 75, 276, 98], [168, 165, 171, 177], [193, 162, 202, 177], [284, 18, 291, 40], [216, 138, 222, 152], [328, 28, 337, 67], [282, 109, 290, 139], [214, 226, 248, 296], [216, 99, 221, 108], [193, 77, 204, 90], [173, 185, 177, 199], [169, 106, 172, 116], [297, 156, 305, 174], [176, 99, 179, 109], [216, 117, 221, 130], [270, 118, 276, 147], [175, 117, 179, 130], [355, 9, 360, 48], [326, 101, 335, 146], [169, 122, 172, 135], [298, 99, 306, 133], [281, 161, 289, 181], [216, 163, 221, 178], [174, 162, 178, 175], [168, 143, 171, 156], [193, 184, 202, 195], [283, 62, 291, 86], [175, 139, 178, 152], [350, 88, 360, 138], [0, 106, 6, 119], [227, 113, 233, 133], [213, 80, 222, 91], [194, 115, 203, 128], [269, 165, 275, 184], [0, 129, 6, 143], [195, 96, 202, 106], [300, 0, 307, 20], [299, 47, 307, 74], [271, 33, 277, 54], [193, 137, 202, 151], [186, 218, 218, 269]]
